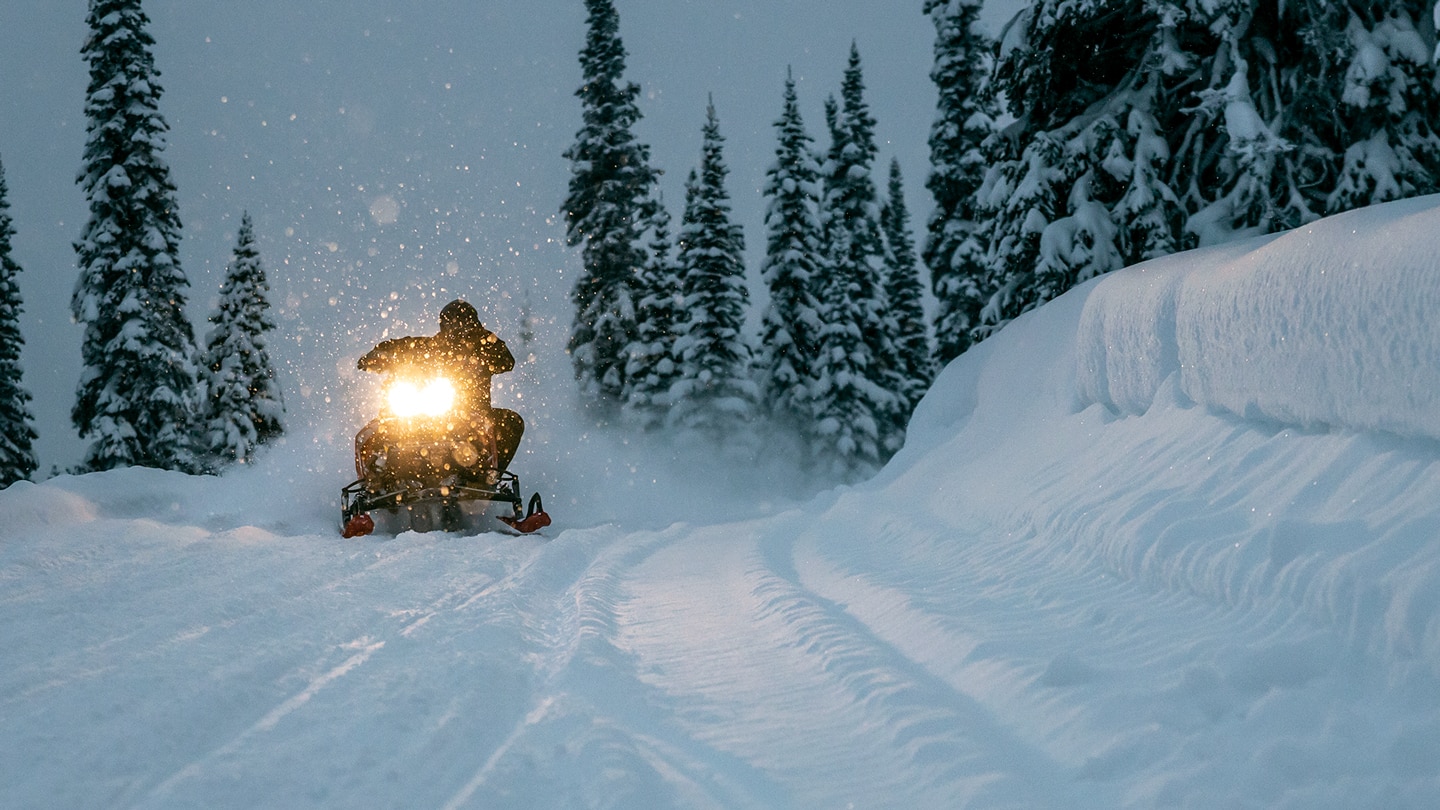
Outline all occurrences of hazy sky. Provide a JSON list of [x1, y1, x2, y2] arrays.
[[0, 0, 1023, 470]]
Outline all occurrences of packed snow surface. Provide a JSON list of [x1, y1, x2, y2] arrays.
[[6, 196, 1440, 808]]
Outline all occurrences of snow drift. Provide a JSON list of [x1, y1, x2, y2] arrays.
[[1076, 195, 1440, 437], [5, 196, 1440, 808], [1061, 195, 1440, 691]]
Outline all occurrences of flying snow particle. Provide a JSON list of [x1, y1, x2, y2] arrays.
[[370, 195, 400, 226]]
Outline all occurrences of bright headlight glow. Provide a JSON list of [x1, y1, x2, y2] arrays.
[[387, 377, 456, 418]]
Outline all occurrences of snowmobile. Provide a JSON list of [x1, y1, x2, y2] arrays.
[[340, 370, 551, 538]]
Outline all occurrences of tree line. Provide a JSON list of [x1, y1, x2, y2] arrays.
[[562, 0, 1440, 480], [927, 0, 1440, 365], [563, 0, 935, 480], [0, 0, 284, 486], [4, 0, 1437, 487]]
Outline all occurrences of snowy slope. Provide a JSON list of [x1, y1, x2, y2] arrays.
[[5, 196, 1440, 808]]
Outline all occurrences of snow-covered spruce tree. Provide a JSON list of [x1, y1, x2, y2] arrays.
[[1322, 2, 1440, 214], [813, 46, 903, 472], [561, 0, 660, 413], [973, 0, 1440, 339], [922, 0, 997, 365], [622, 197, 685, 430], [973, 16, 1143, 340], [756, 71, 825, 452], [0, 159, 38, 487], [200, 212, 285, 467], [1112, 99, 1182, 264], [970, 132, 1065, 339], [72, 0, 202, 473], [668, 101, 758, 448], [881, 159, 933, 422]]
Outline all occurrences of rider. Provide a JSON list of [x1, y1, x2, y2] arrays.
[[358, 299, 524, 472]]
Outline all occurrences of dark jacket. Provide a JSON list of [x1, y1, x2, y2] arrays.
[[358, 323, 514, 411]]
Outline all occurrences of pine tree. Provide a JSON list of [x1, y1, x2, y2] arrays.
[[922, 0, 997, 365], [972, 132, 1064, 339], [1030, 127, 1125, 305], [200, 212, 285, 466], [623, 197, 684, 429], [1320, 2, 1440, 214], [72, 0, 201, 473], [881, 159, 933, 422], [972, 0, 1440, 340], [813, 96, 874, 475], [561, 0, 661, 412], [669, 100, 758, 447], [813, 45, 901, 473], [1112, 101, 1182, 264], [756, 71, 825, 447], [811, 231, 881, 479], [0, 159, 38, 487]]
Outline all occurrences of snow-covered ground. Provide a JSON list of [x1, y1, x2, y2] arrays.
[[5, 196, 1440, 808]]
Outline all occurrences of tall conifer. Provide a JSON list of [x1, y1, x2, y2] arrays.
[[813, 46, 900, 474], [669, 101, 757, 446], [561, 0, 660, 412], [922, 0, 996, 365], [72, 0, 201, 472], [201, 212, 285, 466], [757, 71, 825, 448], [0, 159, 38, 487], [623, 199, 684, 429], [881, 159, 933, 422], [973, 0, 1440, 339]]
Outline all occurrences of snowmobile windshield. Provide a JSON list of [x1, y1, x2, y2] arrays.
[[386, 376, 456, 418]]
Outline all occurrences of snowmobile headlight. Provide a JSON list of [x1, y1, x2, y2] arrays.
[[387, 377, 456, 418]]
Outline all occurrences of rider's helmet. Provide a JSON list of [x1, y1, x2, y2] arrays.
[[439, 299, 481, 335]]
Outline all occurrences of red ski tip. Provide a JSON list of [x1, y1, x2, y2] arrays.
[[499, 510, 552, 534], [342, 513, 375, 538]]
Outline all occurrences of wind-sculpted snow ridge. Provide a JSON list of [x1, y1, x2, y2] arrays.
[[1076, 194, 1440, 438], [1061, 194, 1440, 692]]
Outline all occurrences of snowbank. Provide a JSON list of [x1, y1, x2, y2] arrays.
[[888, 210, 1440, 802], [1077, 195, 1440, 438]]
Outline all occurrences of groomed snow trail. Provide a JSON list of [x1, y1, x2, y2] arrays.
[[5, 441, 1434, 809]]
